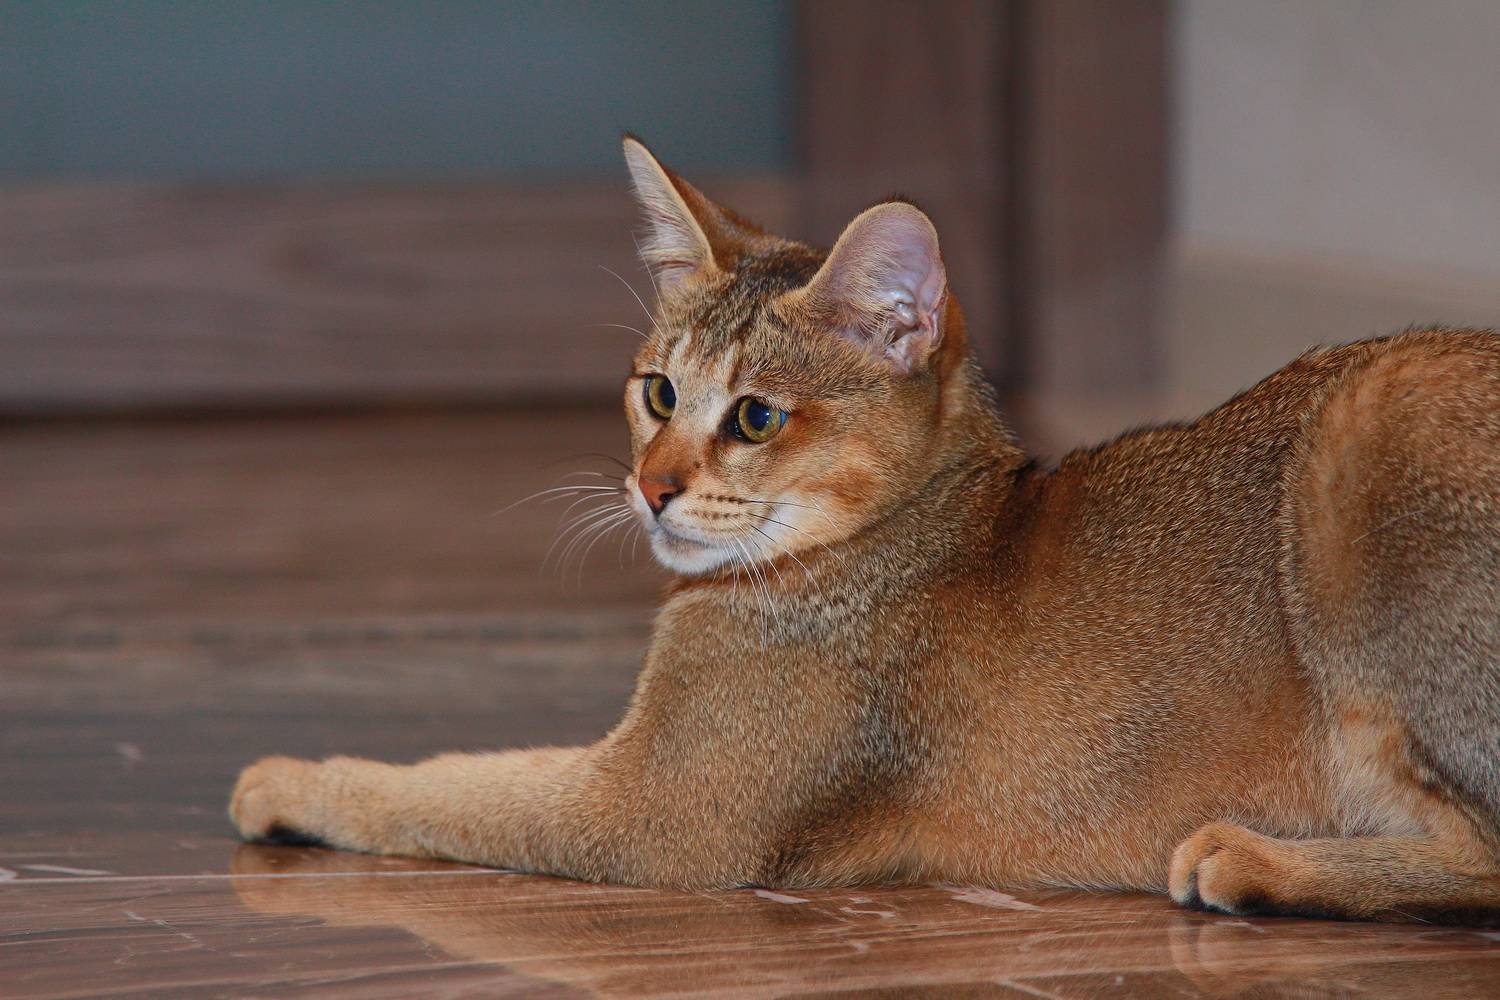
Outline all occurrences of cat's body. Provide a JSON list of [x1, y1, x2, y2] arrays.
[[233, 139, 1500, 923]]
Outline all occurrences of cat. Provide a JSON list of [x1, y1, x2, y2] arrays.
[[232, 136, 1500, 925]]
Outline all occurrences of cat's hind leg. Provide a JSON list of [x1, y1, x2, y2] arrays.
[[1169, 824, 1500, 925], [1212, 332, 1500, 925], [1169, 706, 1500, 924]]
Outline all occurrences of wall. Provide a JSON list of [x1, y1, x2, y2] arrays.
[[0, 0, 791, 180], [1177, 0, 1500, 279]]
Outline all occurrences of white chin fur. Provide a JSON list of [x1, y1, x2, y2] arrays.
[[648, 527, 735, 575]]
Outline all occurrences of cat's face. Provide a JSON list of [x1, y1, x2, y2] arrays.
[[619, 139, 962, 576]]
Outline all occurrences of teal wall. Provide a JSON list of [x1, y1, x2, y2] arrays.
[[0, 1, 792, 180]]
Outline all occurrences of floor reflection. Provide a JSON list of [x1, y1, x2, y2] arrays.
[[231, 844, 1500, 998]]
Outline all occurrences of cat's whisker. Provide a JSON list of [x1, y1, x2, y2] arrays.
[[544, 486, 627, 502], [546, 489, 627, 522], [741, 497, 830, 517], [493, 483, 624, 517], [553, 504, 632, 577], [746, 521, 813, 579], [559, 452, 634, 477], [558, 470, 628, 483], [541, 455, 633, 485], [740, 509, 847, 566], [615, 516, 642, 568], [596, 454, 635, 473], [544, 501, 629, 574], [570, 508, 635, 588], [630, 234, 664, 300], [556, 513, 628, 585], [744, 523, 790, 584], [733, 536, 777, 648], [588, 322, 648, 339], [571, 503, 632, 554], [729, 538, 765, 646], [556, 491, 619, 522], [599, 264, 656, 327]]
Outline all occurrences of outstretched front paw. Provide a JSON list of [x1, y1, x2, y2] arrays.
[[1169, 822, 1292, 917], [229, 756, 325, 845]]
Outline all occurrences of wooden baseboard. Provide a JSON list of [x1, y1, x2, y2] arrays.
[[0, 179, 793, 415]]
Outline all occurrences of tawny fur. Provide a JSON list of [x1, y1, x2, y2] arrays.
[[232, 139, 1500, 925]]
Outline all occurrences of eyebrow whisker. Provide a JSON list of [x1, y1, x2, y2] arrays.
[[599, 264, 656, 327]]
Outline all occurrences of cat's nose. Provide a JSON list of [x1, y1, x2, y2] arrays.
[[638, 475, 682, 517]]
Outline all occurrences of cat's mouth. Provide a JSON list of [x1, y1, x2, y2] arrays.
[[647, 518, 739, 575]]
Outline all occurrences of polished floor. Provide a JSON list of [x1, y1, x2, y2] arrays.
[[7, 409, 1500, 998]]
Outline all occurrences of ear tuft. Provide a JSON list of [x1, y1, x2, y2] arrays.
[[621, 137, 721, 293], [788, 202, 948, 373]]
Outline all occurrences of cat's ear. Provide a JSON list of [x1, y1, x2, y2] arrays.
[[786, 202, 948, 374], [622, 136, 736, 293]]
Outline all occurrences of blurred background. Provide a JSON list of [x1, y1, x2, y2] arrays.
[[6, 8, 1500, 978], [7, 0, 1500, 437], [4, 0, 1500, 624]]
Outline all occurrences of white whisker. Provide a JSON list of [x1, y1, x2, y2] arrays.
[[559, 470, 627, 483], [733, 536, 777, 648], [740, 508, 846, 565], [588, 322, 648, 339], [741, 497, 829, 517], [556, 509, 630, 584], [747, 521, 812, 579], [544, 502, 627, 574], [554, 503, 629, 564], [599, 264, 655, 327], [556, 490, 626, 521], [493, 478, 625, 517], [631, 234, 664, 300], [570, 509, 635, 587]]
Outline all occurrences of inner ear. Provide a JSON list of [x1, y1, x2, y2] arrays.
[[784, 202, 948, 374], [622, 136, 754, 293]]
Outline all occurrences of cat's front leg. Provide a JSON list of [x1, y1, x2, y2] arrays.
[[231, 753, 439, 855], [229, 743, 761, 887], [229, 746, 600, 875]]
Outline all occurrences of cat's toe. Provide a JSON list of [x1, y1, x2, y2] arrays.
[[229, 756, 319, 843], [1169, 822, 1285, 917]]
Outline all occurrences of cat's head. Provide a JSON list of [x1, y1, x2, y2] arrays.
[[620, 137, 978, 576]]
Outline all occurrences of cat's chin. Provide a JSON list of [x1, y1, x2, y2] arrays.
[[648, 526, 734, 576]]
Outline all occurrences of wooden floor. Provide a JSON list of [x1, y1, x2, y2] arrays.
[[7, 409, 1500, 998]]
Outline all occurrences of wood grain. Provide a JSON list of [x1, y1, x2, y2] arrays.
[[0, 180, 791, 414], [1009, 0, 1170, 399], [7, 410, 1500, 996], [798, 0, 1012, 376], [0, 408, 664, 625], [797, 0, 1170, 405]]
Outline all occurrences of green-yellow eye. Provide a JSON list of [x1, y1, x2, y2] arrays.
[[732, 397, 786, 443], [644, 375, 676, 419]]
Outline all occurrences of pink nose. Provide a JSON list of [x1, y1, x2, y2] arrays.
[[638, 476, 681, 516]]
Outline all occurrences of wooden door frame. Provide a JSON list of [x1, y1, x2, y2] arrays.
[[797, 0, 1171, 416]]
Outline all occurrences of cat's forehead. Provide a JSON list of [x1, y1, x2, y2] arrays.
[[636, 250, 888, 398], [642, 255, 816, 361]]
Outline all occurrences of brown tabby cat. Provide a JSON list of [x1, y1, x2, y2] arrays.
[[232, 137, 1500, 924]]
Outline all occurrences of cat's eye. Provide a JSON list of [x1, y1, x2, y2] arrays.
[[730, 397, 787, 444], [643, 375, 676, 419]]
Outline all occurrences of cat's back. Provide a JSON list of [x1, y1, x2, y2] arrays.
[[1038, 327, 1498, 551], [991, 328, 1498, 666]]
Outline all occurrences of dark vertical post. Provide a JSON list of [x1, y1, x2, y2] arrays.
[[795, 0, 1012, 375], [796, 0, 1169, 421], [1009, 0, 1170, 406]]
